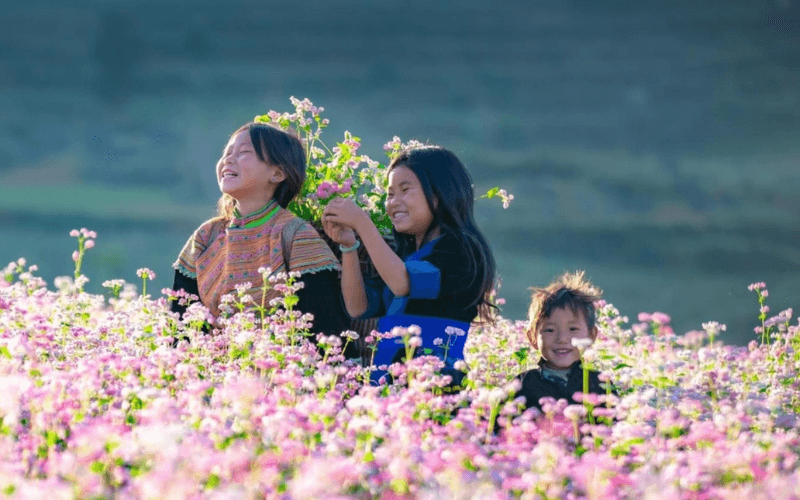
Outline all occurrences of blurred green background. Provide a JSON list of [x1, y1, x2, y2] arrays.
[[1, 0, 798, 344]]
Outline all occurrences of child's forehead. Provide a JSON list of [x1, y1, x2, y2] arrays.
[[541, 305, 587, 323], [225, 131, 251, 149]]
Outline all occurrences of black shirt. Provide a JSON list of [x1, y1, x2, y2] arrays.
[[516, 360, 607, 411]]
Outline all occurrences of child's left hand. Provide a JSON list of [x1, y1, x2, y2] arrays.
[[322, 198, 370, 234], [322, 219, 357, 247]]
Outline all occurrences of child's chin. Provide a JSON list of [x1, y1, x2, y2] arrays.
[[545, 358, 578, 369]]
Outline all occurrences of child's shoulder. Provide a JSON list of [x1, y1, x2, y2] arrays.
[[196, 215, 228, 230], [516, 366, 544, 385], [191, 216, 228, 243], [433, 230, 477, 253]]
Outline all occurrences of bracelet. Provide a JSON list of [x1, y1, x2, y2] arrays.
[[339, 240, 361, 253]]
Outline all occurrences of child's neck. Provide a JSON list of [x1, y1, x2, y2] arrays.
[[541, 359, 578, 371], [415, 226, 441, 249]]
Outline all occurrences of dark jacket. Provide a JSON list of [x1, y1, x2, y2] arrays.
[[515, 359, 607, 411]]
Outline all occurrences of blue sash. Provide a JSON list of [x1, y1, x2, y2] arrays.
[[374, 314, 471, 368], [369, 237, 471, 382]]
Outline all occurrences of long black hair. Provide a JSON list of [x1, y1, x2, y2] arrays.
[[388, 146, 497, 322]]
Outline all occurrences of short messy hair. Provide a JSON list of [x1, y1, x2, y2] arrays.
[[525, 271, 604, 347]]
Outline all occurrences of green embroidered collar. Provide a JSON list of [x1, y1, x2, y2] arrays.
[[231, 199, 281, 228]]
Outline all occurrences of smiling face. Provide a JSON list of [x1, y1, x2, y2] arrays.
[[216, 130, 285, 213], [535, 307, 597, 370], [386, 166, 437, 246]]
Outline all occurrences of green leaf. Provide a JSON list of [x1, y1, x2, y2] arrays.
[[204, 474, 221, 489], [513, 347, 529, 364], [284, 295, 300, 309]]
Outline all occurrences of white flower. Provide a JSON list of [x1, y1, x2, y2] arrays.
[[571, 337, 593, 352]]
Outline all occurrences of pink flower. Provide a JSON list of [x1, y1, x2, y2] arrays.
[[316, 182, 334, 199], [84, 240, 95, 249], [337, 179, 353, 194], [72, 250, 80, 262], [137, 268, 156, 280], [651, 312, 671, 325]]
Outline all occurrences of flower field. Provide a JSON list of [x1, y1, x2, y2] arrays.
[[1, 239, 799, 499]]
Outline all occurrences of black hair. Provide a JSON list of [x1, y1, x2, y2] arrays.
[[389, 146, 497, 322]]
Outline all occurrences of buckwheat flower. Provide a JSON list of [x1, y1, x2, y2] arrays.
[[651, 312, 671, 325], [572, 337, 593, 353], [445, 326, 466, 337], [748, 282, 766, 291], [136, 268, 156, 280], [84, 239, 95, 249], [383, 136, 402, 151], [408, 336, 423, 348], [70, 229, 80, 237], [338, 179, 353, 194], [564, 404, 588, 421], [72, 250, 80, 262], [75, 275, 89, 289], [407, 324, 422, 336], [701, 321, 726, 335], [498, 189, 514, 209], [342, 330, 359, 340], [316, 181, 334, 199], [433, 338, 443, 346], [453, 360, 468, 371]]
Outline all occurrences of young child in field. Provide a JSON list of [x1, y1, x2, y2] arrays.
[[321, 146, 496, 381], [171, 121, 354, 356], [516, 271, 607, 411]]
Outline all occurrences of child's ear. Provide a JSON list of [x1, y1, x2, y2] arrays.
[[271, 167, 287, 183], [527, 327, 538, 349]]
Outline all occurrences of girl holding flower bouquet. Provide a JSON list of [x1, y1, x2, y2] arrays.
[[322, 146, 496, 382], [171, 122, 354, 355]]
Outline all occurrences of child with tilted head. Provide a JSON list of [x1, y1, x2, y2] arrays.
[[516, 271, 607, 411]]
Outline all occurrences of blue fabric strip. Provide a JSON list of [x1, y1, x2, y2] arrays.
[[405, 261, 441, 300], [385, 236, 441, 317], [370, 314, 471, 383], [358, 282, 385, 320]]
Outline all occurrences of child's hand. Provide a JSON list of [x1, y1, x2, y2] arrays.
[[322, 218, 357, 247], [322, 198, 370, 234]]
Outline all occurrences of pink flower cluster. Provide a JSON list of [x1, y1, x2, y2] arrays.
[[315, 179, 353, 199], [1, 262, 799, 499]]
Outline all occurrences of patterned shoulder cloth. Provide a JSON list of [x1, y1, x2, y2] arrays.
[[173, 208, 340, 318]]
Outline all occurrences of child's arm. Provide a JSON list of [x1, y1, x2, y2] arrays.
[[323, 198, 411, 297], [321, 218, 369, 317]]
